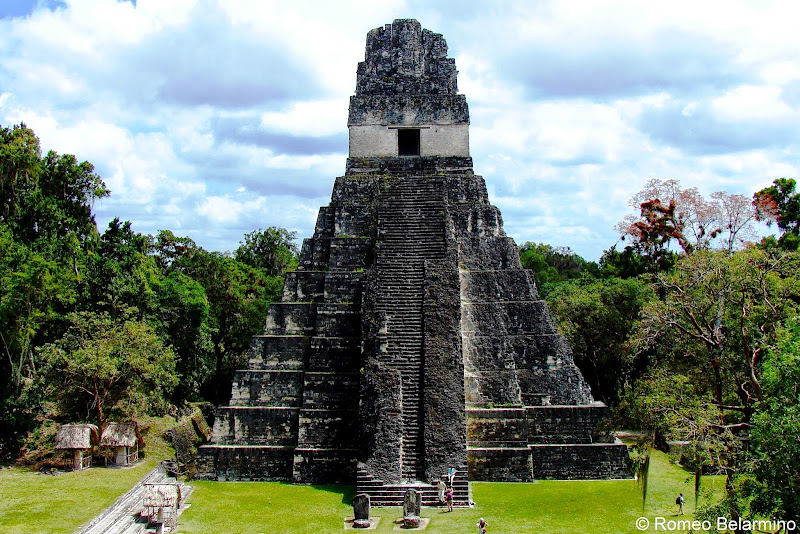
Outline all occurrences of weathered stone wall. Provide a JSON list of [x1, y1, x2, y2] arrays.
[[526, 405, 610, 444], [293, 448, 357, 484], [348, 124, 469, 157], [467, 447, 533, 482], [348, 18, 469, 159], [228, 370, 303, 407], [247, 335, 308, 370], [197, 166, 374, 482], [211, 407, 298, 445], [355, 19, 458, 97], [530, 441, 631, 479], [466, 408, 528, 447], [359, 359, 403, 483], [196, 445, 294, 481], [422, 259, 467, 482], [466, 407, 631, 480], [348, 96, 469, 125]]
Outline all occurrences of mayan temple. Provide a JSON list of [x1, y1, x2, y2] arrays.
[[196, 19, 630, 505]]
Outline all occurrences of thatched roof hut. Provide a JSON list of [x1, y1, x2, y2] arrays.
[[142, 483, 182, 525], [55, 424, 98, 450], [143, 483, 181, 509], [100, 422, 142, 448]]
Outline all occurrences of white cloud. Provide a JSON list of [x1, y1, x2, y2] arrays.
[[197, 195, 267, 224], [712, 85, 794, 120], [259, 99, 348, 137], [1, 0, 798, 261]]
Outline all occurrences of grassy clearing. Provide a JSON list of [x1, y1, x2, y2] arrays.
[[177, 449, 725, 534], [0, 444, 725, 534], [0, 414, 176, 534], [0, 460, 155, 534]]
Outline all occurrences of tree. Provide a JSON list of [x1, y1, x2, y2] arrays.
[[545, 277, 655, 405], [151, 231, 284, 404], [37, 311, 177, 429], [82, 218, 161, 318], [754, 178, 800, 251], [234, 227, 298, 276], [623, 247, 800, 530], [617, 179, 761, 256], [0, 123, 109, 390], [186, 251, 281, 403], [153, 270, 213, 401], [0, 225, 62, 393], [599, 240, 677, 278], [518, 242, 599, 296], [0, 123, 110, 458], [0, 123, 41, 224], [749, 316, 800, 521]]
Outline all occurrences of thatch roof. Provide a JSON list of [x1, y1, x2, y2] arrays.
[[143, 483, 181, 508], [100, 422, 141, 447], [55, 424, 99, 450]]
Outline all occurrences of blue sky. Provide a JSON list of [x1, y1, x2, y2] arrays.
[[1, 0, 799, 261]]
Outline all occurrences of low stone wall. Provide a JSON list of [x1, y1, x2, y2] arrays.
[[247, 335, 308, 370], [292, 447, 358, 484], [467, 447, 533, 481], [228, 370, 303, 407], [329, 238, 372, 269], [307, 337, 360, 372], [466, 408, 528, 447], [530, 441, 632, 479], [323, 271, 363, 302], [314, 304, 360, 337], [526, 405, 609, 444], [297, 409, 359, 447], [211, 406, 298, 445], [265, 303, 316, 335], [282, 271, 325, 301], [195, 445, 294, 481], [300, 372, 359, 410]]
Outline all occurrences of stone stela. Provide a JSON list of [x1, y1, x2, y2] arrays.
[[196, 18, 630, 506], [403, 489, 422, 528], [352, 493, 371, 529]]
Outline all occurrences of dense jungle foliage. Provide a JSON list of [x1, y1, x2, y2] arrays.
[[0, 123, 297, 462]]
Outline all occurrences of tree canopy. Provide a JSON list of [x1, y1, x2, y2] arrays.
[[0, 123, 295, 459], [754, 177, 800, 250]]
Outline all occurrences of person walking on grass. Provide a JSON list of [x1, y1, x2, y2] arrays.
[[477, 517, 487, 533], [445, 486, 454, 512], [676, 493, 684, 515]]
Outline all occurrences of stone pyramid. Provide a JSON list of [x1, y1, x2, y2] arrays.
[[197, 19, 630, 505]]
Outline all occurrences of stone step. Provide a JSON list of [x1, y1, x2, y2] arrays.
[[78, 465, 182, 534]]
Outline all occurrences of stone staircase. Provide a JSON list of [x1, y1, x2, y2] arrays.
[[356, 464, 470, 507], [373, 176, 447, 481], [78, 462, 192, 534]]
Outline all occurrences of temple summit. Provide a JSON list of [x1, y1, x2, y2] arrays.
[[196, 18, 630, 506]]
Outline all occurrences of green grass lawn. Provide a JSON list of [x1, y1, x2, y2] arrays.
[[0, 447, 725, 534], [0, 414, 175, 534], [0, 459, 156, 534], [177, 449, 725, 534]]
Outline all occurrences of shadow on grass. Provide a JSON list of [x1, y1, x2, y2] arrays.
[[305, 483, 356, 505]]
